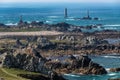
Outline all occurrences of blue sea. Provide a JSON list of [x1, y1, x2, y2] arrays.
[[0, 3, 120, 31], [0, 3, 120, 80]]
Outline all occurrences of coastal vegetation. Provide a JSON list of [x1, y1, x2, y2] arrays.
[[0, 68, 39, 80], [0, 27, 44, 32]]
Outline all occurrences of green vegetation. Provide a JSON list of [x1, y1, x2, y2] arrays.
[[50, 40, 82, 44], [0, 27, 45, 32], [0, 68, 41, 80], [50, 40, 69, 44]]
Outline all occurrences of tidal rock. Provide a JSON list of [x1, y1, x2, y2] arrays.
[[45, 55, 107, 75], [30, 21, 44, 26], [109, 68, 120, 72]]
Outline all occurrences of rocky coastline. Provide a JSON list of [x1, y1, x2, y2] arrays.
[[0, 20, 120, 80]]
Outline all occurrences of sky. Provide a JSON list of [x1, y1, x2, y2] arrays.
[[0, 0, 119, 3], [0, 0, 119, 8]]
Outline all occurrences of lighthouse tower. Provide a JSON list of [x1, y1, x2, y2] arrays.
[[64, 8, 68, 18]]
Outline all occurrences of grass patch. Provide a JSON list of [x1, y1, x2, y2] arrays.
[[0, 68, 44, 80], [0, 27, 45, 32], [50, 40, 70, 44], [0, 68, 22, 80]]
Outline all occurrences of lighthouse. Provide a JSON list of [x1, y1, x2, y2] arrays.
[[64, 8, 68, 18]]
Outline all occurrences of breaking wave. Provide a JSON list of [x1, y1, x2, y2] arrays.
[[102, 56, 120, 59], [104, 24, 120, 27], [5, 23, 17, 26], [64, 74, 80, 77]]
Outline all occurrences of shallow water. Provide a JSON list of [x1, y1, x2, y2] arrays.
[[63, 55, 120, 80]]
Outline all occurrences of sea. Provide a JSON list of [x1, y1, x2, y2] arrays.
[[63, 55, 120, 80], [0, 3, 120, 31], [0, 3, 120, 80]]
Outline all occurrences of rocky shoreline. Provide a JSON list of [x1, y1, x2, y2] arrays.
[[0, 21, 120, 80], [0, 48, 107, 79]]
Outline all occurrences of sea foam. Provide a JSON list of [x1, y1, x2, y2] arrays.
[[64, 74, 80, 77], [5, 23, 17, 26]]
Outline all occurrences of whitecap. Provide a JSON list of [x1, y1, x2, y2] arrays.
[[105, 68, 110, 72], [64, 74, 80, 77], [36, 20, 39, 22], [5, 23, 17, 26], [45, 20, 53, 23], [108, 73, 117, 76], [104, 24, 120, 27], [104, 27, 118, 30], [47, 16, 59, 18], [27, 21, 31, 23], [102, 56, 120, 58], [66, 19, 74, 21]]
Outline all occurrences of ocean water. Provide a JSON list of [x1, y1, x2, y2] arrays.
[[64, 55, 120, 80], [0, 4, 120, 31]]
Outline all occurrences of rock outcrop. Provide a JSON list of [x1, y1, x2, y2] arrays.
[[44, 55, 107, 75], [1, 51, 47, 74], [36, 36, 55, 49], [1, 51, 66, 80], [1, 50, 107, 75], [81, 36, 108, 46]]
